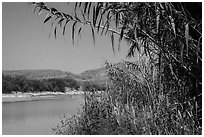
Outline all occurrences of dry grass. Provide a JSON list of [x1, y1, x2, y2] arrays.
[[53, 60, 201, 135]]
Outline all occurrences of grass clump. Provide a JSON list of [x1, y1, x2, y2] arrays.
[[53, 59, 201, 135]]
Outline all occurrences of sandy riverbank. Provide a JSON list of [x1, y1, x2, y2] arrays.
[[2, 91, 84, 103]]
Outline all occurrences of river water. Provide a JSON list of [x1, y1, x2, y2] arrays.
[[2, 95, 84, 135]]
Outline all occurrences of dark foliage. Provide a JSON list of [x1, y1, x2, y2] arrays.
[[81, 81, 106, 92], [2, 74, 80, 93]]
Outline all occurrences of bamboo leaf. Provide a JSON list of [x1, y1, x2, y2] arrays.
[[34, 6, 39, 13], [74, 12, 81, 22], [87, 3, 92, 20], [185, 22, 189, 56], [169, 16, 176, 35], [101, 21, 107, 35], [93, 6, 96, 27], [81, 10, 86, 21], [62, 19, 70, 35], [72, 21, 77, 45], [134, 26, 138, 41], [78, 27, 82, 39], [105, 22, 110, 35], [27, 2, 36, 6], [156, 14, 160, 33], [127, 43, 136, 57], [143, 41, 148, 56], [78, 2, 82, 7], [84, 2, 89, 14], [107, 10, 111, 20], [38, 8, 42, 15], [197, 36, 201, 63], [97, 14, 102, 33], [181, 44, 184, 63], [119, 26, 125, 41], [74, 3, 78, 11], [95, 3, 102, 28], [111, 32, 115, 54], [58, 18, 64, 27], [134, 26, 141, 53], [50, 7, 58, 14], [44, 16, 52, 23], [91, 25, 96, 45], [54, 26, 57, 39], [115, 12, 119, 28], [51, 16, 59, 29]]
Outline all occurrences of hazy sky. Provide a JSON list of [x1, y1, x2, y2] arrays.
[[2, 2, 132, 74]]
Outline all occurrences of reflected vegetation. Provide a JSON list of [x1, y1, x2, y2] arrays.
[[2, 95, 84, 135]]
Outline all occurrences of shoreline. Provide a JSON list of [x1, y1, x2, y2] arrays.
[[2, 91, 84, 103]]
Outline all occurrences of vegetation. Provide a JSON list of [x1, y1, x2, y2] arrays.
[[29, 2, 202, 135], [81, 81, 106, 92], [2, 74, 106, 94], [2, 74, 79, 93]]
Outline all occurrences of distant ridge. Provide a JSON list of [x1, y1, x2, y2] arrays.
[[2, 62, 128, 84], [2, 69, 70, 79]]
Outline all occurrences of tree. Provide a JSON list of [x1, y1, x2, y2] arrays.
[[29, 2, 202, 133]]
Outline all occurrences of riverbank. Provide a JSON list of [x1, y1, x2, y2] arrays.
[[2, 91, 84, 103]]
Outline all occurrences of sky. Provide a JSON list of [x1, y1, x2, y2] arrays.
[[2, 2, 133, 74]]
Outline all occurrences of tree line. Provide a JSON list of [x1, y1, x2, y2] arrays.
[[2, 74, 106, 94]]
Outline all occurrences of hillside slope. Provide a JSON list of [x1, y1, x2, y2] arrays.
[[2, 69, 70, 79], [2, 62, 128, 85]]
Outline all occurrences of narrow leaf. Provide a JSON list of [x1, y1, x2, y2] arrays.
[[95, 3, 101, 28], [44, 16, 52, 23], [93, 6, 96, 27], [105, 22, 110, 35], [169, 16, 176, 35], [115, 12, 119, 28], [127, 43, 136, 57], [72, 21, 77, 45], [84, 2, 89, 14], [81, 10, 86, 21], [107, 10, 111, 20], [78, 27, 82, 39], [87, 3, 92, 20], [51, 16, 59, 29], [74, 12, 81, 22], [143, 41, 148, 56], [78, 2, 82, 7], [118, 24, 125, 51], [38, 8, 42, 15], [74, 3, 78, 11], [58, 18, 64, 27], [120, 26, 125, 41], [101, 21, 107, 35], [50, 8, 58, 14], [111, 32, 115, 54], [185, 22, 189, 56], [97, 14, 102, 33], [181, 44, 184, 63], [54, 26, 57, 39], [156, 14, 160, 33], [63, 19, 70, 35], [33, 6, 39, 13], [134, 26, 138, 41], [196, 36, 201, 63], [91, 25, 95, 45]]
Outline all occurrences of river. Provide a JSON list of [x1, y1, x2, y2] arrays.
[[2, 95, 84, 135]]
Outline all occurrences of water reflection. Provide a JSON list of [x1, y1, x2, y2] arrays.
[[2, 95, 84, 135]]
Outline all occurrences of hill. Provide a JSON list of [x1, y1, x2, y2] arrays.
[[2, 62, 128, 85], [2, 69, 71, 79], [79, 62, 129, 85]]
